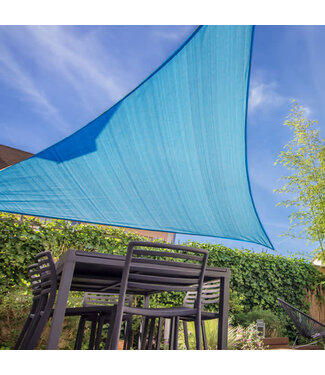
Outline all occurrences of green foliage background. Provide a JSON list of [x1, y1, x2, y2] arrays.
[[0, 212, 324, 348]]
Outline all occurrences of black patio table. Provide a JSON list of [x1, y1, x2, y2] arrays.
[[47, 248, 231, 350]]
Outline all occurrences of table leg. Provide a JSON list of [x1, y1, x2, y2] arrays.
[[46, 257, 75, 349], [217, 276, 230, 350]]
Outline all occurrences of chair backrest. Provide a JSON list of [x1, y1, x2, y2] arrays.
[[27, 252, 57, 302], [35, 251, 57, 301], [83, 292, 133, 307], [117, 241, 209, 309], [183, 279, 220, 308], [277, 298, 325, 339]]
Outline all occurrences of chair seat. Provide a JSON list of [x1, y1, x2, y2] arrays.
[[123, 306, 197, 318], [54, 305, 131, 323], [66, 306, 116, 316], [181, 311, 219, 321], [50, 305, 116, 318], [277, 298, 325, 348]]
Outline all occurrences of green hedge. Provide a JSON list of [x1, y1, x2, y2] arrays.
[[0, 212, 324, 343], [186, 241, 322, 313], [0, 212, 150, 295]]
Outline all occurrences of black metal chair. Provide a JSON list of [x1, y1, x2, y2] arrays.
[[151, 279, 220, 350], [15, 251, 119, 349], [74, 292, 134, 350], [277, 298, 325, 349], [108, 241, 209, 350], [181, 279, 220, 350]]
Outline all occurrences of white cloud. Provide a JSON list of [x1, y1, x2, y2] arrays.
[[0, 25, 139, 142], [0, 26, 133, 119], [24, 26, 127, 109], [248, 78, 288, 113], [151, 26, 195, 41], [0, 26, 196, 131], [0, 45, 69, 132], [248, 76, 313, 118]]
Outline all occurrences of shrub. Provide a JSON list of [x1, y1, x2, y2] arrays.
[[0, 285, 32, 349], [232, 308, 284, 337], [231, 324, 266, 350]]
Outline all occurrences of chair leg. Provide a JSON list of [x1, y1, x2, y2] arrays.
[[123, 316, 133, 350], [126, 315, 134, 350], [94, 314, 105, 350], [127, 316, 133, 350], [201, 321, 208, 350], [173, 316, 179, 350], [137, 319, 143, 349], [169, 318, 175, 350], [74, 316, 86, 350], [195, 315, 202, 350], [22, 312, 45, 349], [20, 300, 44, 349], [147, 318, 156, 350], [104, 310, 116, 350], [292, 335, 299, 349], [156, 317, 163, 350], [88, 316, 98, 350], [140, 318, 149, 350], [183, 321, 190, 350], [14, 315, 33, 349]]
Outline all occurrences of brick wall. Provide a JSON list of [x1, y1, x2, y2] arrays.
[[117, 227, 175, 243]]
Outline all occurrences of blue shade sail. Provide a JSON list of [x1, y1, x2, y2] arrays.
[[0, 26, 273, 249]]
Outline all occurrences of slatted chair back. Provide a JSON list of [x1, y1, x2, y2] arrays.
[[26, 251, 58, 349], [120, 241, 209, 297], [277, 298, 325, 339], [32, 252, 57, 315], [83, 292, 133, 308], [28, 263, 41, 296], [183, 279, 220, 308]]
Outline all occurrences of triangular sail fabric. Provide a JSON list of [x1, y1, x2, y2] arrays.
[[0, 26, 273, 249]]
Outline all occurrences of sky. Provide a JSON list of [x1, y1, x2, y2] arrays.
[[0, 25, 324, 259]]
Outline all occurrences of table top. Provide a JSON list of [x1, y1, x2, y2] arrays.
[[55, 249, 231, 295]]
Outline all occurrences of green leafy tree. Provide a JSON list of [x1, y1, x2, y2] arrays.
[[275, 101, 325, 261]]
